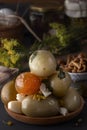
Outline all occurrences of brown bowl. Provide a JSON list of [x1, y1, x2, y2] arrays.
[[4, 96, 84, 125], [0, 20, 24, 42]]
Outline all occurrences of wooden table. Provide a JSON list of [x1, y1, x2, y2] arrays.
[[0, 0, 64, 3]]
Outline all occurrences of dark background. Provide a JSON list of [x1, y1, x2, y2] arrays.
[[0, 2, 87, 130]]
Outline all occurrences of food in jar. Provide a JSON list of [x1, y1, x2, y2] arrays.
[[29, 3, 64, 38]]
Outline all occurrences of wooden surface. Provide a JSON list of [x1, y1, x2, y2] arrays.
[[0, 0, 64, 4]]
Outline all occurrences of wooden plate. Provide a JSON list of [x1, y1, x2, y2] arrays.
[[5, 96, 84, 125]]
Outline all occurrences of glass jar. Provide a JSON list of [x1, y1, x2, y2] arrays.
[[29, 3, 64, 38], [64, 0, 87, 27]]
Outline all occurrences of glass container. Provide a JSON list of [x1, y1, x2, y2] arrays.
[[29, 2, 64, 38]]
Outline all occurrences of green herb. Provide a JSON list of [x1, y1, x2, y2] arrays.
[[29, 22, 86, 56], [29, 35, 60, 55], [50, 23, 71, 47], [0, 38, 28, 69]]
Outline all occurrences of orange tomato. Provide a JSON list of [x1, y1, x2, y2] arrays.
[[15, 72, 41, 95]]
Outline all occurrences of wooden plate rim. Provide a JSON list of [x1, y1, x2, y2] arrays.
[[4, 96, 84, 125]]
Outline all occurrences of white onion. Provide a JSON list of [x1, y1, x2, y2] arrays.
[[29, 50, 57, 77]]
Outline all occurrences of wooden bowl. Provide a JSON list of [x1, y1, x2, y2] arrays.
[[0, 20, 24, 42], [4, 96, 84, 125]]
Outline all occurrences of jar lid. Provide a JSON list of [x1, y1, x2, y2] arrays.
[[64, 0, 87, 18], [30, 2, 64, 12]]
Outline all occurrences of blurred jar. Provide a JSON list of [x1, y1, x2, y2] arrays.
[[64, 0, 87, 27], [0, 8, 25, 42], [29, 2, 64, 38]]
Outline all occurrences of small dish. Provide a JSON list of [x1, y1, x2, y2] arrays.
[[5, 96, 84, 125], [68, 72, 87, 82]]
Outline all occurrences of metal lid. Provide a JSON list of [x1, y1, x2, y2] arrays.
[[30, 2, 64, 12]]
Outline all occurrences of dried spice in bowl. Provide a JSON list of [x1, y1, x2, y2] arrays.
[[57, 53, 87, 97], [59, 53, 87, 73]]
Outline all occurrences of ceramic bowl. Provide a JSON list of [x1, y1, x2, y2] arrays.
[[68, 72, 87, 82]]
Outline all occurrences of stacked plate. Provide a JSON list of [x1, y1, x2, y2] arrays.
[[0, 66, 19, 87]]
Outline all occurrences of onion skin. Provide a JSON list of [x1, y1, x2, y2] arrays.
[[50, 72, 71, 97], [1, 80, 17, 105], [29, 50, 57, 77], [63, 87, 81, 112]]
